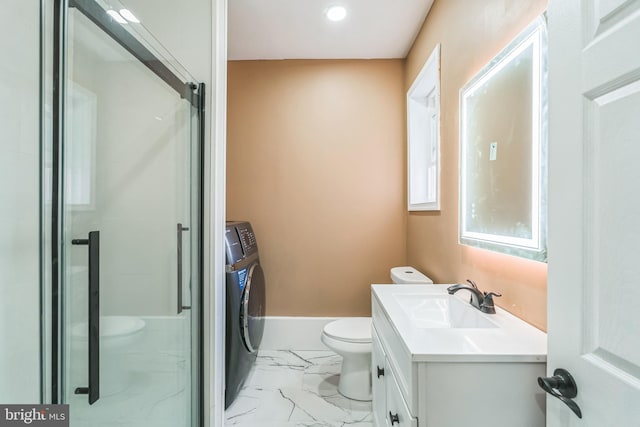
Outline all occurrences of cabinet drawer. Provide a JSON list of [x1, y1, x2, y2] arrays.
[[386, 366, 418, 427], [372, 295, 417, 414]]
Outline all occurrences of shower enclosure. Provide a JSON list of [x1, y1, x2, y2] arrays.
[[1, 1, 204, 426]]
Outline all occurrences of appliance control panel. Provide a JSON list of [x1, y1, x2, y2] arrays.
[[237, 224, 258, 256], [224, 226, 244, 264]]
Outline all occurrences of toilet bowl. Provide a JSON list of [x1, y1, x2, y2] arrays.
[[71, 316, 146, 395], [321, 317, 372, 401], [321, 266, 432, 401]]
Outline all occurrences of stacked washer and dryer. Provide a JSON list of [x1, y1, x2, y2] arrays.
[[224, 221, 266, 409]]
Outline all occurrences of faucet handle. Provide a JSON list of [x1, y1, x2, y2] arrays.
[[466, 279, 479, 290], [480, 292, 502, 314]]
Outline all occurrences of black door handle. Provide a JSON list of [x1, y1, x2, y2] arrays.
[[388, 411, 399, 425], [376, 366, 385, 378], [177, 223, 191, 314], [538, 368, 582, 419], [72, 231, 100, 404]]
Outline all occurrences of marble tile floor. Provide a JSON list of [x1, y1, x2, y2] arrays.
[[225, 350, 373, 427], [69, 350, 190, 427]]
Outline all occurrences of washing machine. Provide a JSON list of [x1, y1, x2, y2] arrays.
[[224, 221, 266, 409]]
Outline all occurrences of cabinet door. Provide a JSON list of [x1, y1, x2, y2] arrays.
[[372, 327, 388, 427], [386, 367, 418, 427]]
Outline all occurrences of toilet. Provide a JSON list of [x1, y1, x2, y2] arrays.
[[320, 266, 433, 401]]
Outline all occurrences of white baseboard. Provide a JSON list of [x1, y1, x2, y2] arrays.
[[259, 316, 341, 350]]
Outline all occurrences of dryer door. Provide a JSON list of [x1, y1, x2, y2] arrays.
[[240, 263, 266, 352]]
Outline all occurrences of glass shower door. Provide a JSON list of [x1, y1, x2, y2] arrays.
[[60, 3, 201, 426]]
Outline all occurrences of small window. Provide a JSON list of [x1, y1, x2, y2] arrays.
[[407, 44, 440, 211]]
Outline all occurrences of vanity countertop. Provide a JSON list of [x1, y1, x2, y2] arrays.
[[371, 284, 547, 363]]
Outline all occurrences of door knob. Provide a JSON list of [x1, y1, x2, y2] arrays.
[[376, 366, 385, 378], [538, 368, 582, 419]]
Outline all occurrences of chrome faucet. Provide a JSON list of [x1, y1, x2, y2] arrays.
[[447, 280, 502, 314]]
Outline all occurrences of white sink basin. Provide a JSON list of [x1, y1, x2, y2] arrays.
[[393, 293, 498, 329], [372, 284, 547, 362]]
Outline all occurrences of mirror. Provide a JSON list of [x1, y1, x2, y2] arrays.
[[459, 17, 547, 261]]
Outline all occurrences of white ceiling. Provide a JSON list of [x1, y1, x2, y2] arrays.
[[228, 0, 435, 60]]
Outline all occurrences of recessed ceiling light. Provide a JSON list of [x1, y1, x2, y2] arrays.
[[119, 9, 140, 23], [326, 5, 347, 22], [106, 9, 127, 24]]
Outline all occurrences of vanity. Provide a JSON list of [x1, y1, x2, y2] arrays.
[[371, 284, 547, 427]]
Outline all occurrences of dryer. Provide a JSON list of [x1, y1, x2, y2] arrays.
[[224, 221, 266, 409]]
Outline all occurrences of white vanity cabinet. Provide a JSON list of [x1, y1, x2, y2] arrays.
[[371, 285, 547, 427]]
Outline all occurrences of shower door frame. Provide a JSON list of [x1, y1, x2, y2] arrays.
[[46, 0, 205, 424]]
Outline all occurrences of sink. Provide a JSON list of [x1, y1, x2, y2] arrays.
[[392, 293, 498, 329], [372, 284, 547, 427], [372, 284, 547, 362]]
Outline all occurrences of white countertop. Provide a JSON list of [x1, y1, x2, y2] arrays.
[[372, 284, 547, 363]]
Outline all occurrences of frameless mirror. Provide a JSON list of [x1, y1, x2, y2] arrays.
[[459, 17, 547, 261]]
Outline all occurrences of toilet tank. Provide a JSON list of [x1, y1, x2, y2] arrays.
[[390, 266, 433, 284]]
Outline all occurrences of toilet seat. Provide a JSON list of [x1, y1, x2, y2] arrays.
[[323, 317, 371, 343], [321, 333, 371, 355]]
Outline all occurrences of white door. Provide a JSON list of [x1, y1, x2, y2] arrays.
[[547, 0, 640, 425]]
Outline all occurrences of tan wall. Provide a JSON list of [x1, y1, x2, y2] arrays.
[[405, 0, 548, 330], [227, 60, 406, 317]]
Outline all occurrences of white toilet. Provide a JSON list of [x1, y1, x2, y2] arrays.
[[320, 266, 433, 401]]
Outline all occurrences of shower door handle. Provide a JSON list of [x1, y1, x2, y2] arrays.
[[72, 231, 100, 404], [177, 223, 190, 314]]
